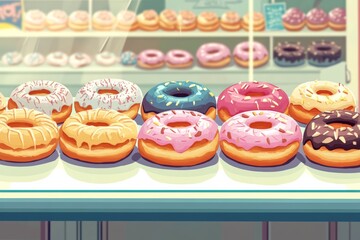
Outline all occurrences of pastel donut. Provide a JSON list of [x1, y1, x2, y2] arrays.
[[46, 10, 68, 31], [233, 41, 269, 68], [242, 12, 265, 31], [197, 11, 219, 32], [159, 9, 177, 31], [46, 51, 68, 67], [120, 51, 137, 65], [306, 8, 328, 31], [92, 10, 115, 31], [137, 49, 165, 69], [196, 43, 231, 68], [2, 51, 22, 66], [307, 40, 341, 67], [95, 51, 118, 66], [23, 53, 45, 67], [116, 10, 138, 31], [282, 8, 306, 31], [69, 52, 91, 68], [69, 10, 89, 31], [329, 8, 346, 31], [165, 49, 193, 69], [177, 10, 196, 31], [0, 92, 5, 113], [220, 11, 241, 31], [24, 10, 46, 31], [274, 42, 305, 67], [137, 10, 159, 31]]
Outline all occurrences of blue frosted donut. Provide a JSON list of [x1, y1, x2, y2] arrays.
[[141, 80, 217, 121], [120, 51, 137, 65]]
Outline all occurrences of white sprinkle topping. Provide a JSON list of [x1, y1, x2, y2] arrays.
[[244, 96, 251, 100], [166, 102, 172, 106]]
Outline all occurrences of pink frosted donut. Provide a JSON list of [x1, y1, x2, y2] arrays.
[[282, 8, 306, 31], [138, 110, 219, 166], [329, 8, 346, 31], [137, 49, 165, 69], [220, 110, 302, 167], [306, 8, 328, 30], [233, 41, 269, 68], [196, 43, 231, 68], [24, 10, 46, 31], [165, 49, 193, 69], [217, 81, 289, 122]]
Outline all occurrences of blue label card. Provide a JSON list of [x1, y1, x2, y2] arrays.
[[0, 0, 22, 30], [263, 2, 286, 31]]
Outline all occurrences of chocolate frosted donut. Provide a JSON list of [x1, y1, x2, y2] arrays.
[[307, 40, 341, 67], [303, 110, 360, 168], [274, 42, 305, 67]]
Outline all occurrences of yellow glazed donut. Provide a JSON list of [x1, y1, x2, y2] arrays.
[[197, 11, 219, 31], [242, 12, 265, 31], [159, 9, 177, 31]]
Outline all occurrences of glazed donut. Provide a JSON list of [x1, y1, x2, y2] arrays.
[[92, 11, 115, 31], [274, 42, 305, 67], [217, 81, 289, 122], [116, 10, 138, 31], [242, 12, 265, 31], [60, 109, 137, 163], [46, 51, 68, 67], [329, 8, 346, 31], [233, 41, 269, 68], [165, 49, 193, 69], [137, 10, 159, 31], [0, 92, 6, 113], [46, 10, 68, 31], [23, 53, 45, 67], [8, 80, 73, 124], [137, 49, 165, 69], [69, 52, 91, 68], [220, 11, 241, 31], [197, 11, 219, 32], [120, 51, 137, 65], [220, 110, 302, 167], [282, 8, 306, 31], [138, 110, 219, 167], [95, 51, 118, 66], [24, 10, 46, 31], [0, 109, 59, 162], [177, 10, 196, 31], [307, 41, 341, 67], [69, 10, 89, 31], [159, 9, 177, 31], [196, 43, 231, 68], [306, 8, 328, 31], [141, 80, 216, 121], [2, 51, 22, 66], [303, 110, 360, 167], [75, 79, 142, 120]]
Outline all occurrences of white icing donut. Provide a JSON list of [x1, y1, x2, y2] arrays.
[[75, 79, 143, 111], [46, 10, 68, 31], [95, 51, 118, 66], [25, 10, 46, 30], [23, 53, 45, 67], [69, 52, 91, 68], [47, 51, 68, 67], [9, 80, 73, 116], [2, 51, 22, 66]]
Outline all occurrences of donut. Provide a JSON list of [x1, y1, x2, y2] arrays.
[[274, 42, 305, 67], [0, 109, 59, 162], [242, 12, 265, 31], [23, 53, 45, 67], [137, 10, 159, 31], [306, 8, 328, 31], [141, 80, 216, 121], [120, 51, 137, 66], [329, 8, 346, 31], [307, 40, 341, 67], [69, 10, 89, 31], [46, 10, 68, 31], [197, 11, 219, 31], [233, 41, 269, 68], [220, 110, 302, 167], [177, 10, 196, 31], [74, 79, 142, 120], [0, 92, 6, 113], [159, 9, 177, 31], [95, 51, 118, 66], [165, 49, 193, 69], [289, 81, 356, 124], [92, 11, 115, 31], [217, 81, 289, 122], [196, 43, 231, 68], [24, 10, 46, 31], [138, 110, 219, 167], [60, 109, 137, 163], [137, 49, 165, 69], [220, 11, 241, 31], [8, 80, 73, 124], [46, 51, 68, 67], [282, 8, 306, 31], [2, 51, 22, 66], [69, 52, 91, 68], [304, 110, 360, 167], [116, 10, 138, 31]]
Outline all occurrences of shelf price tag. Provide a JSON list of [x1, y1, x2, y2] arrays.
[[0, 0, 22, 30], [263, 2, 286, 31]]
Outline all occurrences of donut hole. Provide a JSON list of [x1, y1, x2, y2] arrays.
[[7, 121, 34, 128], [165, 88, 192, 98], [316, 46, 332, 51], [246, 92, 266, 97], [283, 47, 298, 52], [166, 121, 192, 128], [174, 53, 185, 58], [29, 89, 51, 96], [208, 49, 220, 54], [316, 90, 334, 96], [249, 121, 272, 129], [98, 89, 119, 95], [242, 47, 256, 52], [146, 53, 157, 57], [86, 122, 109, 127], [327, 121, 355, 129]]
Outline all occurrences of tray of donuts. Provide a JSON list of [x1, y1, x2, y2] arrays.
[[0, 78, 358, 172]]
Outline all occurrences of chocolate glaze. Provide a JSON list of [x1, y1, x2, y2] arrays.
[[307, 40, 341, 64], [274, 42, 305, 63], [303, 110, 360, 150]]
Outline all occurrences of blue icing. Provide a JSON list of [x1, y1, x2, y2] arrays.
[[274, 58, 305, 67], [308, 58, 341, 67], [120, 51, 137, 65]]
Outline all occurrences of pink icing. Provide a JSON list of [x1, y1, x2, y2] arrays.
[[329, 8, 346, 25], [306, 8, 328, 25], [233, 42, 268, 61], [220, 110, 302, 150], [282, 8, 305, 25], [217, 82, 289, 116], [138, 49, 165, 65], [196, 43, 230, 64], [138, 110, 218, 153], [165, 50, 193, 65]]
